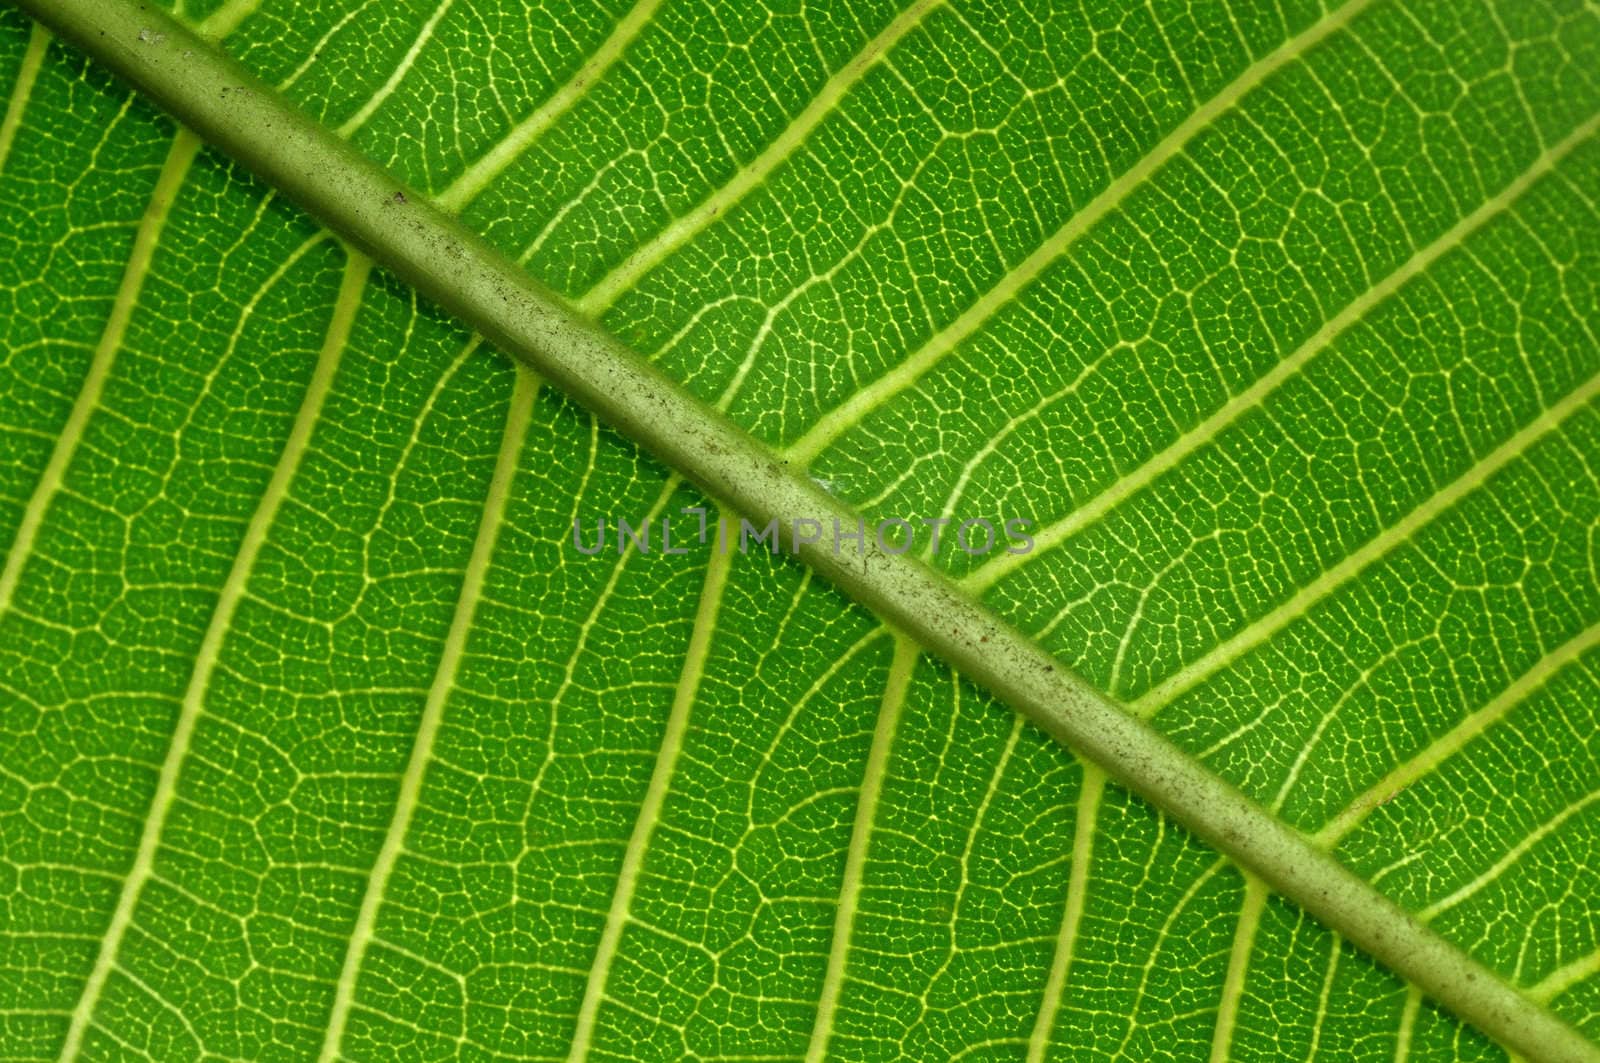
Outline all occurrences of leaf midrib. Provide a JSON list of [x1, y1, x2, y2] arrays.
[[13, 2, 1596, 1062]]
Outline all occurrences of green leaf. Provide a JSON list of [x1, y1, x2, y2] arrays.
[[1, 0, 1598, 1060]]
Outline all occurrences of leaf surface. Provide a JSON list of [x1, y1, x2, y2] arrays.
[[1, 0, 1598, 1060]]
